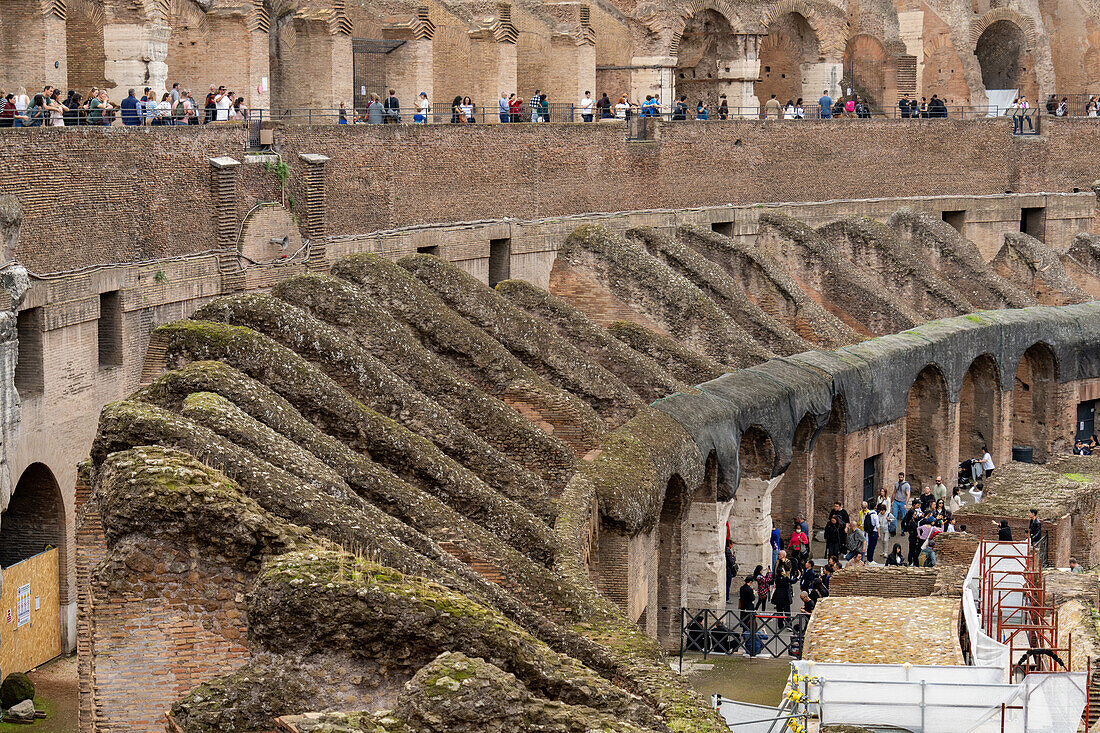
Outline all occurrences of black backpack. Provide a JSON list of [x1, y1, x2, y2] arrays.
[[863, 512, 875, 534]]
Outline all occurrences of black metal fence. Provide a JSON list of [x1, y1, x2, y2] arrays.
[[680, 608, 809, 661]]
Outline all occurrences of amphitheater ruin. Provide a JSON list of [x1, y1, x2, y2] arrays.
[[1, 12, 1100, 727], [0, 0, 1097, 116]]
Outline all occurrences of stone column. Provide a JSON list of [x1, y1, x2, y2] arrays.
[[102, 22, 170, 99], [210, 156, 242, 292], [730, 475, 783, 572], [630, 56, 675, 108], [683, 498, 735, 608], [469, 33, 517, 116], [298, 153, 330, 269], [383, 19, 434, 121], [801, 61, 843, 102]]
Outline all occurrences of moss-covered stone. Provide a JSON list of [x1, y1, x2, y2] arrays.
[[608, 320, 726, 385]]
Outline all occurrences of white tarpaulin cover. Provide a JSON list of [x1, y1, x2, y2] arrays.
[[986, 89, 1019, 117], [790, 663, 1087, 732]]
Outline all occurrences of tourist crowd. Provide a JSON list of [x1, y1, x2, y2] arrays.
[[725, 445, 1072, 620], [0, 83, 250, 127]]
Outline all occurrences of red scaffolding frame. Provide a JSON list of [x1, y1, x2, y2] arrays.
[[977, 539, 1066, 676]]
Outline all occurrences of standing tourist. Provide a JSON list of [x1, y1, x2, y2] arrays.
[[824, 515, 844, 559], [788, 521, 809, 566], [770, 525, 782, 570], [932, 475, 948, 504], [499, 92, 510, 123], [120, 88, 140, 125], [783, 99, 795, 119], [977, 447, 994, 478], [46, 89, 68, 127], [215, 87, 232, 121], [450, 95, 463, 123], [597, 92, 612, 119], [893, 471, 910, 534], [864, 507, 880, 562], [718, 94, 729, 120], [580, 90, 594, 122], [726, 541, 738, 600], [1028, 509, 1042, 545], [754, 565, 772, 610], [738, 576, 756, 621], [794, 98, 805, 118], [818, 89, 833, 119], [461, 96, 476, 123], [508, 93, 523, 123], [366, 93, 384, 123], [384, 89, 401, 123], [12, 87, 29, 127], [764, 94, 782, 119], [771, 566, 793, 624], [204, 85, 217, 123], [416, 92, 431, 123], [904, 499, 922, 565], [672, 95, 688, 121]]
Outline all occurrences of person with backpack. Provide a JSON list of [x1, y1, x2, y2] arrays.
[[845, 520, 865, 563], [788, 522, 809, 566], [904, 499, 923, 565], [672, 95, 688, 121], [383, 88, 401, 123], [863, 508, 880, 562], [771, 566, 793, 625]]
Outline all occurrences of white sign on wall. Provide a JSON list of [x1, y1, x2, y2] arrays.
[[16, 583, 31, 627]]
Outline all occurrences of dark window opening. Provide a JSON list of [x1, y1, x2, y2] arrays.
[[711, 221, 733, 237], [1021, 207, 1045, 241], [488, 238, 511, 287], [15, 307, 43, 396], [862, 454, 881, 504], [98, 291, 123, 369], [416, 245, 439, 256], [941, 210, 966, 234]]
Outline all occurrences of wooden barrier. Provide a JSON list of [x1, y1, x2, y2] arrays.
[[1, 547, 61, 673]]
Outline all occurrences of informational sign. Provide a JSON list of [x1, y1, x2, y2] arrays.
[[16, 583, 31, 627], [361, 86, 367, 96]]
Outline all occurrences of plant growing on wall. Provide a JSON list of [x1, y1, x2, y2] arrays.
[[264, 159, 294, 211]]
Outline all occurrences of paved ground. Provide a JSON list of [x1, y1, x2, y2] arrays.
[[1, 654, 77, 732], [676, 652, 792, 706]]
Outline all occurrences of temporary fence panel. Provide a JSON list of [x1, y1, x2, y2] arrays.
[[712, 697, 796, 731], [682, 608, 808, 659], [0, 547, 61, 674], [789, 662, 1085, 732], [986, 90, 1019, 117]]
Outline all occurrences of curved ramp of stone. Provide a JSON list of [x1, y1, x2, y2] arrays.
[[628, 226, 812, 356], [755, 212, 924, 336], [817, 217, 975, 320], [552, 224, 774, 368], [887, 209, 1037, 310], [993, 231, 1091, 306], [608, 320, 727, 384], [494, 277, 688, 401], [673, 224, 861, 349]]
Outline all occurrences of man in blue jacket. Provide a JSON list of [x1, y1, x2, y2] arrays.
[[818, 89, 832, 119], [120, 89, 141, 125]]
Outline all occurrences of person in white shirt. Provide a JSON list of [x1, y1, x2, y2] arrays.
[[13, 87, 29, 128], [580, 90, 594, 122], [214, 87, 232, 121], [977, 448, 994, 478], [415, 92, 430, 123], [614, 95, 630, 119]]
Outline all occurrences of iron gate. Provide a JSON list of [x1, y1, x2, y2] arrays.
[[681, 608, 809, 660], [352, 39, 406, 112]]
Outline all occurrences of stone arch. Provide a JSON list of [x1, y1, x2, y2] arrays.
[[958, 353, 1002, 464], [758, 1, 843, 106], [731, 425, 779, 572], [1, 463, 65, 569], [669, 0, 742, 56], [656, 472, 688, 646], [673, 7, 743, 109], [760, 0, 844, 57], [66, 0, 109, 93], [843, 33, 888, 109], [811, 394, 847, 528], [973, 16, 1038, 102], [1012, 342, 1058, 463], [1, 463, 67, 666], [771, 413, 816, 538], [905, 364, 951, 489]]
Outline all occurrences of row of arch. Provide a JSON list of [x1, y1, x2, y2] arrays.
[[673, 0, 1046, 112], [650, 343, 1057, 644]]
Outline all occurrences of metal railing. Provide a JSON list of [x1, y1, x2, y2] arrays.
[[680, 608, 809, 662]]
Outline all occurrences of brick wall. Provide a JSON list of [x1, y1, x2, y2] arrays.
[[4, 120, 1100, 273], [829, 566, 940, 598]]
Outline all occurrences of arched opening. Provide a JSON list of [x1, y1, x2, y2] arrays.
[[975, 20, 1037, 101], [1013, 343, 1057, 462], [843, 34, 887, 110], [811, 395, 847, 528], [656, 473, 687, 645], [66, 0, 109, 93], [757, 12, 820, 109], [731, 426, 778, 572], [0, 464, 65, 671], [675, 9, 740, 110], [958, 354, 1002, 463], [772, 414, 816, 537], [1, 464, 64, 569], [906, 365, 950, 489]]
